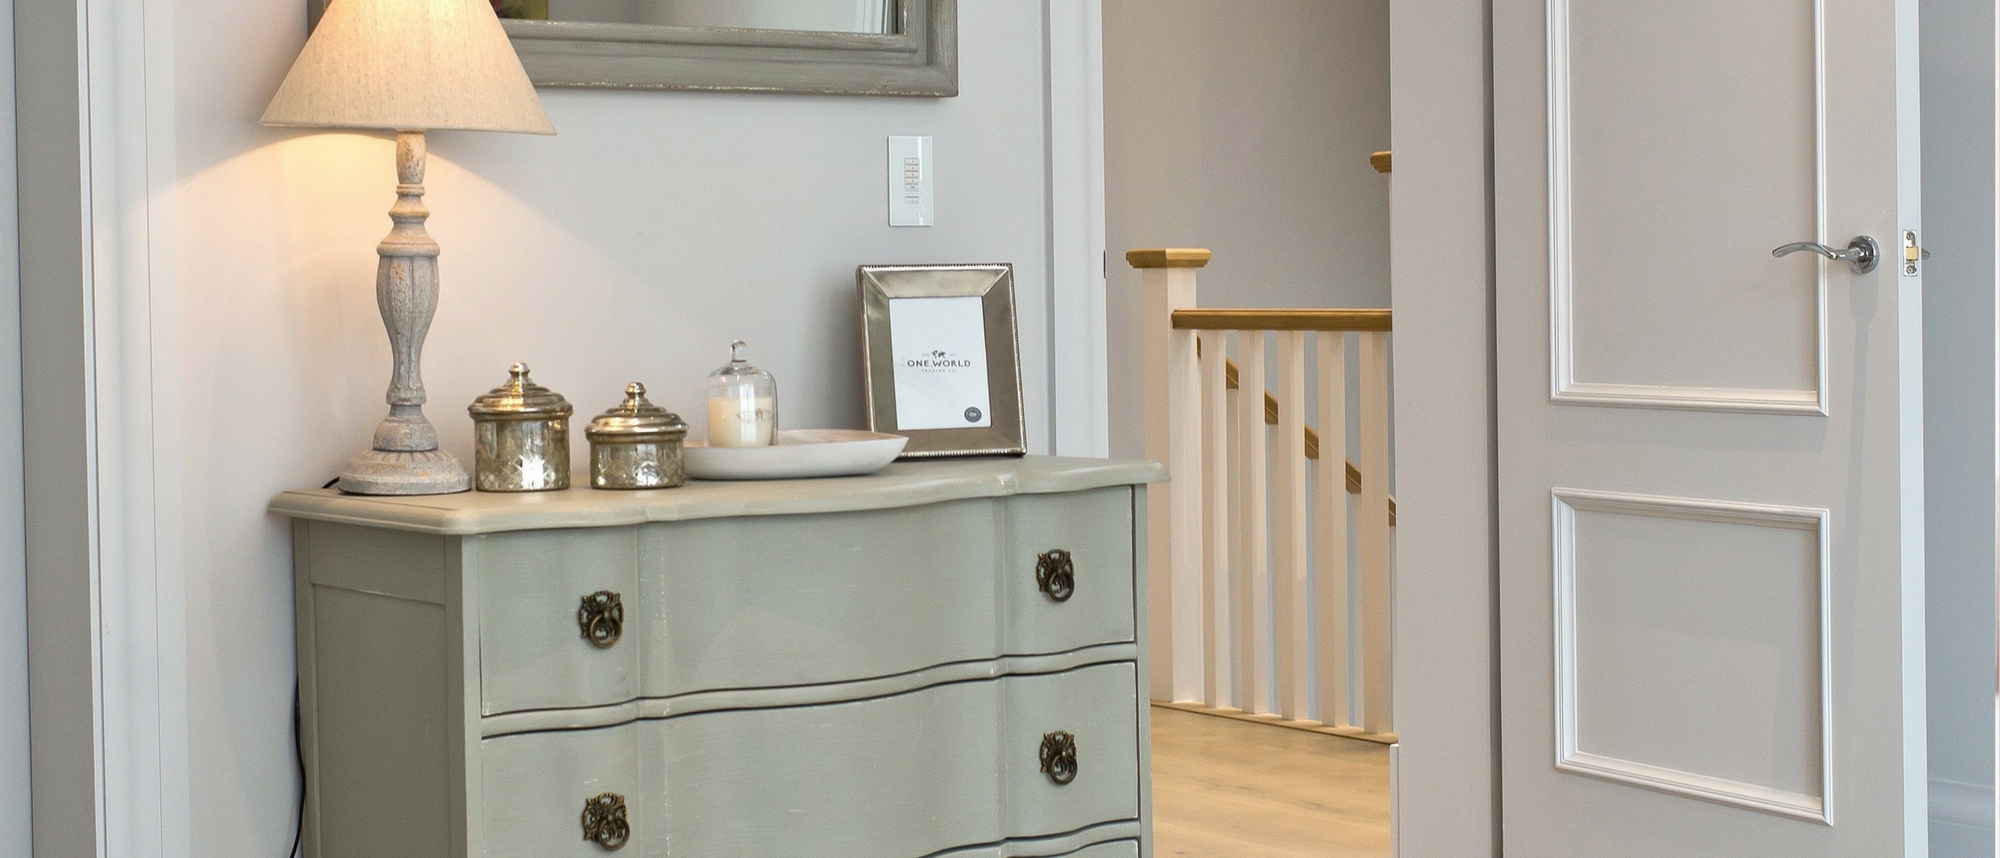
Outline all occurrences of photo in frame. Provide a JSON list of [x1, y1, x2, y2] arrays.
[[859, 264, 1026, 458]]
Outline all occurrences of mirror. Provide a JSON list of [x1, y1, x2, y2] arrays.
[[308, 0, 955, 97], [497, 0, 899, 34]]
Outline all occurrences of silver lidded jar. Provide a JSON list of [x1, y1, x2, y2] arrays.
[[468, 362, 574, 492], [587, 382, 689, 490]]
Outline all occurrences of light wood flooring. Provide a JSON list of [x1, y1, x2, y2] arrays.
[[1150, 706, 1391, 858]]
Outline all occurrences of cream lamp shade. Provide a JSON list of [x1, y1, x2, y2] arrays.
[[262, 0, 555, 134]]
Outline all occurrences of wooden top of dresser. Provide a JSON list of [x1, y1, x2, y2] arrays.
[[271, 455, 1165, 535]]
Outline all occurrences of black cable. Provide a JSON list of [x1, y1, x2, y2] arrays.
[[289, 681, 305, 858]]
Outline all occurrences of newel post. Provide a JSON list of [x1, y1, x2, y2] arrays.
[[1128, 248, 1209, 703]]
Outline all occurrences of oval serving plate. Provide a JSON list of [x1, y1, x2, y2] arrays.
[[683, 429, 909, 481]]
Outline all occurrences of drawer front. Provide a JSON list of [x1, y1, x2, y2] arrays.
[[1066, 843, 1140, 858], [475, 528, 641, 715], [478, 662, 1141, 858], [1002, 488, 1137, 656], [478, 492, 1140, 716], [636, 500, 1003, 698], [480, 721, 643, 857], [936, 840, 1141, 858]]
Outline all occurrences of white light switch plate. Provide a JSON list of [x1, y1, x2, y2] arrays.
[[887, 135, 934, 227]]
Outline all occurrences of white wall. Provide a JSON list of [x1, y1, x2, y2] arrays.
[[1920, 0, 1998, 853], [1101, 0, 1389, 458], [172, 1, 1058, 852]]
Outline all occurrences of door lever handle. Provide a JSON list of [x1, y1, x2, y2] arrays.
[[1772, 235, 1879, 274]]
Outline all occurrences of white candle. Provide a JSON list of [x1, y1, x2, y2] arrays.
[[708, 394, 775, 447]]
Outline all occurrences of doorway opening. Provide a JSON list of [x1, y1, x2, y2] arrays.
[[1102, 2, 1395, 855]]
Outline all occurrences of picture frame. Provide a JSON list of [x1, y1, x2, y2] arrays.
[[859, 264, 1025, 458]]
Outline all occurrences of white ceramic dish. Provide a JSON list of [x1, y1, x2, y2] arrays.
[[683, 429, 909, 481]]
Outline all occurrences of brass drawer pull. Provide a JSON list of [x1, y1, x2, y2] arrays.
[[1039, 731, 1078, 785], [1035, 550, 1075, 602], [581, 792, 629, 851], [578, 591, 624, 649]]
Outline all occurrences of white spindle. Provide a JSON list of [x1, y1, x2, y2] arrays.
[[1135, 252, 1207, 703], [1356, 330, 1394, 733], [1314, 332, 1352, 728], [1233, 334, 1271, 714], [1226, 380, 1250, 712], [1272, 331, 1311, 720], [1199, 331, 1232, 708]]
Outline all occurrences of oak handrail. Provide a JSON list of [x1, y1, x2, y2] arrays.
[[1370, 150, 1392, 174], [1126, 248, 1213, 269], [1173, 308, 1392, 332]]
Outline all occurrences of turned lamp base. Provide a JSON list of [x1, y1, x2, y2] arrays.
[[334, 130, 473, 497], [338, 448, 470, 495]]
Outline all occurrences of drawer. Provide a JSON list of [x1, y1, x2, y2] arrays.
[[473, 528, 641, 715], [936, 840, 1140, 858], [1002, 488, 1137, 656], [636, 500, 1005, 699], [1066, 844, 1140, 858], [480, 721, 644, 857], [476, 492, 1137, 716], [477, 662, 1141, 858]]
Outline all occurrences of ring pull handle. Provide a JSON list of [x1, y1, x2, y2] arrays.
[[581, 792, 630, 851], [1773, 235, 1879, 274], [1035, 550, 1075, 603], [1039, 731, 1078, 786], [578, 591, 624, 649]]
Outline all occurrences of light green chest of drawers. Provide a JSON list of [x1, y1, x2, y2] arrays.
[[273, 456, 1164, 858]]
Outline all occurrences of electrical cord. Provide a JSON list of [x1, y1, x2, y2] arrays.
[[290, 680, 305, 858], [292, 475, 338, 857]]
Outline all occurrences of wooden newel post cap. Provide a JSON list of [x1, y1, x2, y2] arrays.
[[1125, 248, 1212, 269]]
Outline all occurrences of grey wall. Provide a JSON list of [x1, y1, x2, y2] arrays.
[[173, 1, 1056, 852], [1102, 0, 1390, 458], [1920, 0, 1998, 853], [0, 0, 27, 850], [1386, 0, 1495, 851]]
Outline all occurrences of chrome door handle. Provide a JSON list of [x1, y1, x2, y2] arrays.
[[1772, 235, 1879, 274]]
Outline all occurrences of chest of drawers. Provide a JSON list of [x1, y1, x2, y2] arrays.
[[272, 456, 1163, 858]]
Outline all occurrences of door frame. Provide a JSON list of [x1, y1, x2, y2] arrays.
[[18, 0, 187, 855], [1386, 0, 1501, 854]]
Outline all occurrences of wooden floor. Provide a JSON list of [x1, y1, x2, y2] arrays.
[[1150, 706, 1391, 858]]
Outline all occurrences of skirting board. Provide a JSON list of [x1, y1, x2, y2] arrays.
[[1151, 701, 1398, 746]]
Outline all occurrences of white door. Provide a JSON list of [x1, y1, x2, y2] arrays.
[[1493, 0, 1925, 853]]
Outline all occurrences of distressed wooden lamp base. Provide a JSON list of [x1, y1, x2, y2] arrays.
[[337, 130, 471, 496], [339, 448, 468, 495]]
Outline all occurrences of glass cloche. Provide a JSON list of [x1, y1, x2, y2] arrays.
[[705, 340, 777, 447]]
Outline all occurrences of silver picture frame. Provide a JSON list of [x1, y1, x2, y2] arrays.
[[859, 264, 1025, 458]]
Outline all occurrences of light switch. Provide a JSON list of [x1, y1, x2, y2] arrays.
[[887, 135, 934, 227]]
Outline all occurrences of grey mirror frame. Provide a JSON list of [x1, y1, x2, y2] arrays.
[[305, 0, 956, 97]]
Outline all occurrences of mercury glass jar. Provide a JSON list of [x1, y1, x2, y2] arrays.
[[587, 382, 689, 490], [468, 362, 574, 492], [705, 340, 778, 447]]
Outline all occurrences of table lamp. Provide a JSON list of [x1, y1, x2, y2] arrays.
[[263, 0, 555, 495]]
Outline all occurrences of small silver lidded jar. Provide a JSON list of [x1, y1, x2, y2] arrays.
[[587, 383, 689, 490], [468, 362, 574, 492]]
